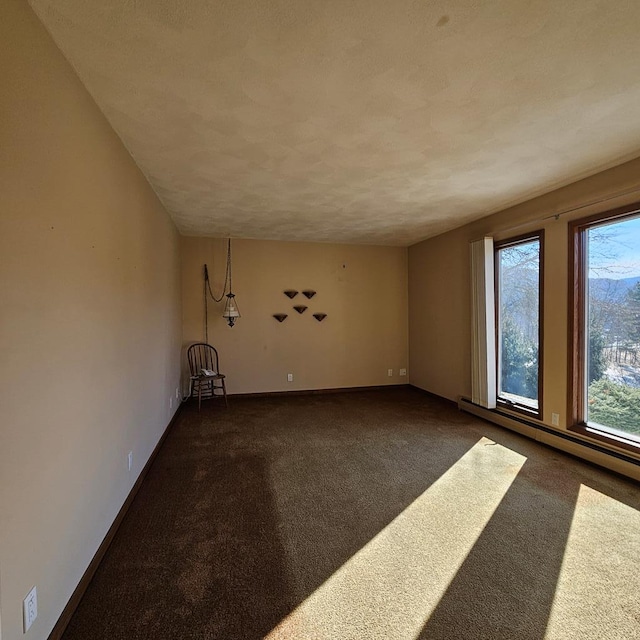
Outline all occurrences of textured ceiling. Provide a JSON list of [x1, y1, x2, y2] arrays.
[[29, 0, 640, 245]]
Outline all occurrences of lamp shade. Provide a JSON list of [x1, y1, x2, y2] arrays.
[[223, 293, 240, 327]]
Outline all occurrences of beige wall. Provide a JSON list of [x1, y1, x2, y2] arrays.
[[409, 156, 640, 461], [0, 2, 182, 639], [182, 237, 408, 394]]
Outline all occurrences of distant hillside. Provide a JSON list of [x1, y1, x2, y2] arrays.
[[589, 276, 640, 302]]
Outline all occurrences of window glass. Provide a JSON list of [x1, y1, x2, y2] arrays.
[[496, 236, 541, 412], [585, 215, 640, 438]]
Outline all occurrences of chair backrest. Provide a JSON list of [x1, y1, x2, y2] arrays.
[[187, 343, 221, 376]]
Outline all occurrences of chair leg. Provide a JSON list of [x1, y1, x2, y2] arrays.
[[198, 381, 202, 412], [221, 378, 228, 408]]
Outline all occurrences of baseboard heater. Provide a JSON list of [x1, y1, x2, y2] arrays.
[[458, 397, 640, 482]]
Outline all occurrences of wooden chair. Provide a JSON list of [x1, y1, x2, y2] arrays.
[[187, 343, 228, 411]]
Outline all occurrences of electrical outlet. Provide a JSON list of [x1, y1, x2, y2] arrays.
[[175, 387, 180, 400], [388, 369, 393, 377], [23, 586, 37, 632], [287, 373, 293, 382], [551, 413, 560, 426], [399, 368, 407, 376], [127, 451, 133, 471], [170, 396, 173, 410]]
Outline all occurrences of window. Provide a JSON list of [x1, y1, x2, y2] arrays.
[[495, 232, 543, 417], [570, 205, 640, 449]]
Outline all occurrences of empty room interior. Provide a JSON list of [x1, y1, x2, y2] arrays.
[[2, 1, 640, 639]]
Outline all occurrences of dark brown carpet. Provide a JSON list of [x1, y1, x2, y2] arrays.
[[61, 388, 640, 640]]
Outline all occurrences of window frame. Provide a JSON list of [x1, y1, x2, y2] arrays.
[[494, 230, 545, 419], [568, 202, 640, 451]]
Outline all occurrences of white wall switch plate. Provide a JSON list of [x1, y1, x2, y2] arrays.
[[287, 373, 293, 382], [127, 451, 133, 471], [551, 413, 560, 426], [23, 586, 37, 632], [388, 369, 393, 377], [175, 387, 180, 399], [399, 368, 407, 376]]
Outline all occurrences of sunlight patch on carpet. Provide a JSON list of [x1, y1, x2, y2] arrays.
[[544, 484, 640, 640], [265, 437, 527, 640]]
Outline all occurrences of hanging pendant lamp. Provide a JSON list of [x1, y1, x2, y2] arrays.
[[223, 292, 240, 327], [203, 238, 240, 333], [222, 239, 240, 327]]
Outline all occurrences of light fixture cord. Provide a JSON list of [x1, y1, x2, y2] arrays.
[[205, 284, 209, 344], [203, 238, 233, 342], [205, 238, 232, 303], [228, 239, 233, 295]]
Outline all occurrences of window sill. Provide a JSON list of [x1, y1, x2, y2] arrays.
[[569, 422, 640, 453], [497, 398, 541, 420]]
